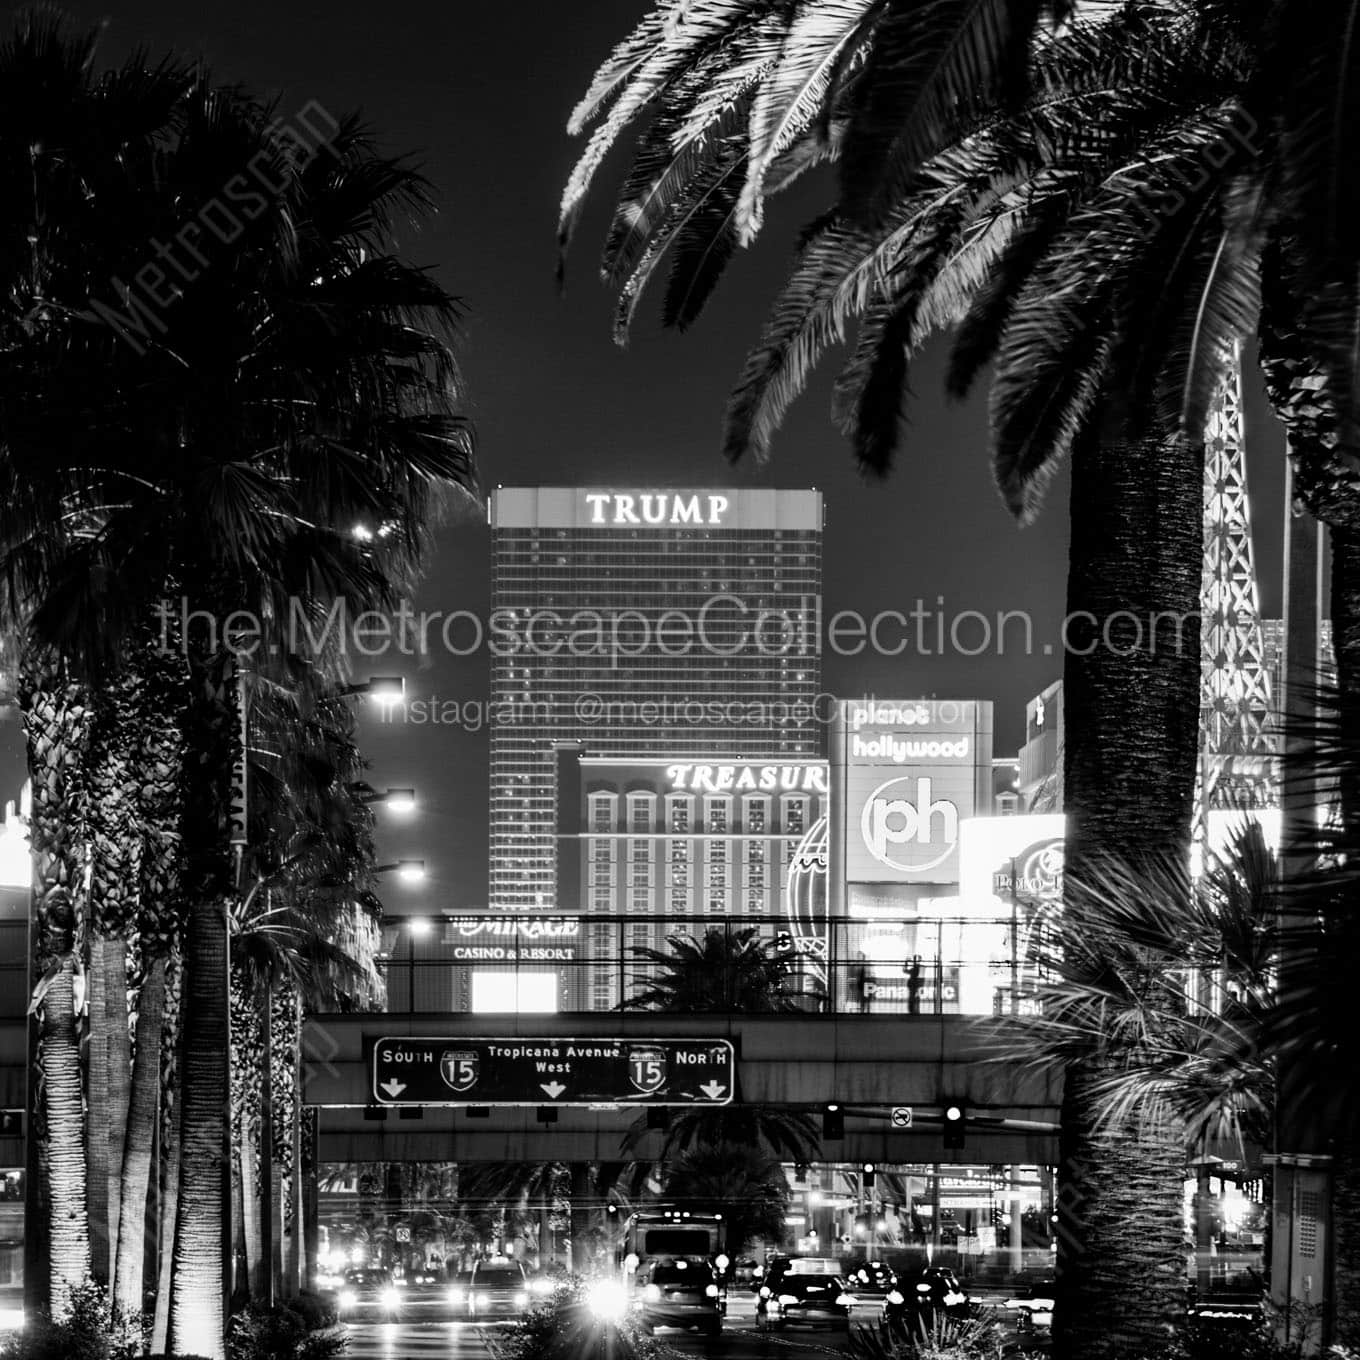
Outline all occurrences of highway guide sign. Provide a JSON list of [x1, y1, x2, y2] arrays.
[[372, 1036, 735, 1107]]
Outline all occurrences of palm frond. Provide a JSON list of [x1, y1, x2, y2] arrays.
[[736, 0, 882, 243]]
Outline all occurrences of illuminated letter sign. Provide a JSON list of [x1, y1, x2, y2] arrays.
[[861, 776, 960, 873], [580, 492, 732, 527]]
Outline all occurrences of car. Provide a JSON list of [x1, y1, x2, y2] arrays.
[[466, 1258, 531, 1321], [336, 1267, 402, 1322], [631, 1256, 723, 1336], [1186, 1285, 1263, 1333], [754, 1255, 844, 1325], [758, 1272, 854, 1332], [732, 1258, 760, 1289], [1003, 1275, 1055, 1339], [398, 1268, 461, 1321], [849, 1261, 897, 1297], [883, 1266, 973, 1337]]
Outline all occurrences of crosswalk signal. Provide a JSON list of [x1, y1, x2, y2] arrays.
[[823, 1103, 843, 1140], [943, 1101, 967, 1149], [861, 1162, 876, 1189]]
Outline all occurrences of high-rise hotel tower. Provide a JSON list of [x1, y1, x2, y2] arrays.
[[488, 487, 824, 910]]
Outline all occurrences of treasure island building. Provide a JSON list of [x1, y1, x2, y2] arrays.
[[488, 487, 824, 911]]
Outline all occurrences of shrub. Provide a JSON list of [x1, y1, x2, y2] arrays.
[[285, 1291, 339, 1331], [844, 1312, 1014, 1360], [0, 1283, 142, 1360], [486, 1281, 682, 1360], [227, 1303, 346, 1360]]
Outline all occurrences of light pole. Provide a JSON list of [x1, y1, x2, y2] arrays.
[[405, 919, 432, 1014], [375, 864, 428, 1012]]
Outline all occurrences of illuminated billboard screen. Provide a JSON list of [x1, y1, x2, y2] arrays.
[[832, 699, 993, 891]]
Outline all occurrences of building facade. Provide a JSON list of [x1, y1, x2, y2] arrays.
[[555, 751, 829, 1010], [488, 487, 824, 911]]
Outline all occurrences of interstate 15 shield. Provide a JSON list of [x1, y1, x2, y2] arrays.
[[627, 1045, 667, 1095], [440, 1049, 480, 1093]]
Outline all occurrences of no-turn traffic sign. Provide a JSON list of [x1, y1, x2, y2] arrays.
[[890, 1106, 914, 1129]]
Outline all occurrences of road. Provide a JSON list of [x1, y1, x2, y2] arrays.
[[340, 1293, 864, 1360]]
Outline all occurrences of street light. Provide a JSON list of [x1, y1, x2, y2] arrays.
[[376, 859, 426, 884], [341, 675, 405, 705], [353, 783, 417, 814]]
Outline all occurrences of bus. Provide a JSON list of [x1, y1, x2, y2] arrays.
[[618, 1210, 725, 1282]]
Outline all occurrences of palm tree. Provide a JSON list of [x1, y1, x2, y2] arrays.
[[623, 925, 799, 1014], [619, 926, 821, 1180], [556, 7, 1297, 1352], [661, 1143, 790, 1259], [3, 45, 476, 1355]]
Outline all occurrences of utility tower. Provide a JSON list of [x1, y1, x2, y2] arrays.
[[1197, 344, 1276, 818]]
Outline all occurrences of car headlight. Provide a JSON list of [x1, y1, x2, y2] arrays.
[[705, 1284, 719, 1298], [339, 1290, 357, 1310], [944, 1291, 967, 1307], [916, 1282, 934, 1294], [886, 1290, 905, 1305], [837, 1294, 854, 1307], [643, 1284, 662, 1302], [778, 1294, 798, 1306], [394, 1278, 408, 1288], [529, 1278, 554, 1296], [476, 1292, 489, 1307], [448, 1287, 464, 1307], [586, 1281, 629, 1322], [381, 1288, 400, 1310], [759, 1285, 771, 1298], [514, 1292, 528, 1306]]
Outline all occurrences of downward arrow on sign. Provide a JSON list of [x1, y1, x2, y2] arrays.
[[540, 1082, 566, 1099], [699, 1082, 727, 1100], [379, 1080, 406, 1098]]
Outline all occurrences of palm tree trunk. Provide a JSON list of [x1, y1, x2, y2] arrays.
[[168, 642, 238, 1360], [170, 897, 231, 1358], [1056, 427, 1203, 1360], [240, 1109, 262, 1303], [87, 936, 111, 1284], [151, 1100, 182, 1358], [260, 985, 275, 1309], [114, 953, 166, 1317], [286, 993, 303, 1296], [41, 958, 92, 1315], [21, 668, 93, 1316]]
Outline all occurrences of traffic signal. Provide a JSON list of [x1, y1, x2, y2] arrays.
[[605, 1203, 619, 1219], [942, 1101, 967, 1149], [861, 1162, 876, 1189], [823, 1103, 843, 1140]]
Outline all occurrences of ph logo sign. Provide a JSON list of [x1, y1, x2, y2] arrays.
[[861, 776, 959, 873]]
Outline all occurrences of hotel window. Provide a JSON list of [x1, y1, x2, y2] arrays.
[[746, 798, 768, 835], [590, 794, 615, 834], [706, 798, 730, 834], [784, 797, 807, 837], [667, 796, 691, 835], [590, 887, 613, 914], [669, 888, 689, 915], [628, 794, 654, 834]]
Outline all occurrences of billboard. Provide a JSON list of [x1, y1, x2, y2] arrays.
[[832, 700, 994, 897]]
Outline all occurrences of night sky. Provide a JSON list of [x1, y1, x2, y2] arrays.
[[2, 0, 1289, 909]]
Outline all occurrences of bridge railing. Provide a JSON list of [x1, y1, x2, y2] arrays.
[[374, 912, 1056, 1016]]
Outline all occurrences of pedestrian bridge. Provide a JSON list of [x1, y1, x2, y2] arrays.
[[301, 1012, 1060, 1163]]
